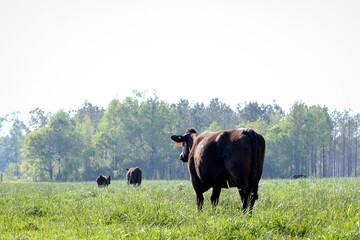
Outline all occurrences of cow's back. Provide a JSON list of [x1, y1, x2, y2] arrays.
[[96, 174, 109, 186], [126, 167, 142, 185], [190, 129, 264, 189], [133, 168, 142, 184]]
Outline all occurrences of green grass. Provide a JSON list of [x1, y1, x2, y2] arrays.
[[0, 178, 359, 239]]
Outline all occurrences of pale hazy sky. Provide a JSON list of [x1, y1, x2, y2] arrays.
[[1, 0, 360, 121]]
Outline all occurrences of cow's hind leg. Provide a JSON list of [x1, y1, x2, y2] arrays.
[[248, 197, 256, 215], [196, 192, 205, 211], [236, 179, 251, 214], [192, 181, 209, 212], [210, 187, 221, 208]]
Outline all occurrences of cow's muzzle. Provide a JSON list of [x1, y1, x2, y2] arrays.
[[179, 153, 187, 162]]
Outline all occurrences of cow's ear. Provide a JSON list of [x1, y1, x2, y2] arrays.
[[171, 135, 185, 143]]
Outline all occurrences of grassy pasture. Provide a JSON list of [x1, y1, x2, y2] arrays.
[[0, 178, 359, 239]]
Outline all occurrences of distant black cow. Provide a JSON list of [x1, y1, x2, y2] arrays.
[[126, 167, 142, 186], [171, 128, 265, 213], [96, 174, 111, 187], [291, 174, 307, 179]]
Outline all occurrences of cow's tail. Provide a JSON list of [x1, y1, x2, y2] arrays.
[[244, 128, 259, 200]]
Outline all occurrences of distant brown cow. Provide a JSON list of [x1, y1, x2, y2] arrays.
[[96, 174, 111, 187], [171, 128, 265, 213], [126, 167, 142, 186]]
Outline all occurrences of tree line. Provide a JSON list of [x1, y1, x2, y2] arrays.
[[0, 91, 359, 181]]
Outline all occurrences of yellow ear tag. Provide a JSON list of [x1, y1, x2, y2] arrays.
[[176, 142, 182, 146]]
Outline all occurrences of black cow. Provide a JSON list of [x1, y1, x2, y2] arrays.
[[126, 167, 142, 186], [96, 174, 111, 187], [291, 174, 307, 179], [171, 128, 265, 213]]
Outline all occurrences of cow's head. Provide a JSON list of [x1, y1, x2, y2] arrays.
[[108, 176, 111, 184], [171, 128, 198, 162]]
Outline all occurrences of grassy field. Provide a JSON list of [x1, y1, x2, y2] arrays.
[[0, 178, 359, 239]]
